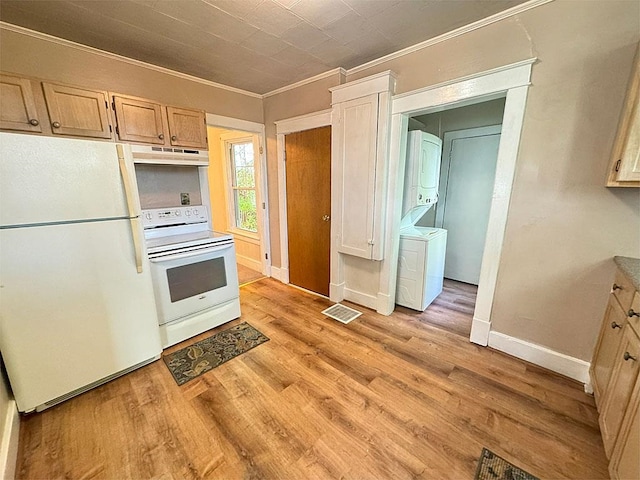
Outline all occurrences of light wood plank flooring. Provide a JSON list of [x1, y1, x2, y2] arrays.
[[16, 278, 607, 479]]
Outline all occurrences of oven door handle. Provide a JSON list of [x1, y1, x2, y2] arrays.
[[149, 243, 233, 263]]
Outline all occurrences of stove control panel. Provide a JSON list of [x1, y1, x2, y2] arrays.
[[142, 206, 209, 228]]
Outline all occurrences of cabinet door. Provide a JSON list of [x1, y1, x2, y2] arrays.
[[608, 47, 640, 186], [0, 74, 42, 132], [333, 93, 379, 259], [166, 106, 207, 149], [592, 296, 628, 406], [600, 327, 640, 457], [609, 385, 639, 480], [42, 83, 112, 138], [112, 95, 165, 144]]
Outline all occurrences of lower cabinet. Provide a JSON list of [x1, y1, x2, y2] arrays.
[[609, 381, 640, 480], [599, 326, 640, 457], [591, 260, 640, 479]]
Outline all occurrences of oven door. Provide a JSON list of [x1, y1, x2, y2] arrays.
[[148, 241, 239, 325]]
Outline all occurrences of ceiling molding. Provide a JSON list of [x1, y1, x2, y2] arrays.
[[0, 21, 263, 99], [262, 67, 347, 99], [346, 0, 553, 76]]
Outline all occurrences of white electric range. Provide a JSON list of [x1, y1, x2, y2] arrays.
[[142, 206, 241, 348]]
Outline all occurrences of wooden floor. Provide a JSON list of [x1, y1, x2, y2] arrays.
[[237, 263, 265, 286], [16, 278, 608, 479]]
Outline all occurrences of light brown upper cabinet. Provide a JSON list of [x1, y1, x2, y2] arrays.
[[0, 74, 43, 133], [112, 95, 165, 145], [166, 106, 207, 149], [607, 46, 640, 186], [42, 82, 112, 139]]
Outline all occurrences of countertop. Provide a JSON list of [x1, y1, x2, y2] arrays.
[[614, 256, 640, 291]]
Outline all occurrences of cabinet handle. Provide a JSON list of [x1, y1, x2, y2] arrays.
[[628, 309, 640, 318], [623, 352, 637, 361], [52, 121, 61, 128], [29, 119, 39, 126], [612, 283, 622, 291], [611, 321, 623, 329], [171, 135, 177, 141], [158, 133, 164, 140], [322, 215, 330, 222]]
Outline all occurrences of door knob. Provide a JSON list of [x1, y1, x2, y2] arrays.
[[322, 215, 330, 222]]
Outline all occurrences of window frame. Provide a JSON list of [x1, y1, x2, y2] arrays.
[[224, 135, 259, 237]]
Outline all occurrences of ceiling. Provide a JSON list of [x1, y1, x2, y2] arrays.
[[0, 0, 529, 95]]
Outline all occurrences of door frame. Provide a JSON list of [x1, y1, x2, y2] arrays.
[[274, 109, 332, 285], [206, 114, 271, 277], [379, 58, 535, 346]]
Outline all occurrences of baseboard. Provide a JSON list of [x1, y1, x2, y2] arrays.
[[270, 266, 288, 283], [488, 331, 591, 384], [236, 254, 262, 272], [329, 282, 345, 302], [0, 400, 19, 480], [376, 292, 394, 316], [470, 317, 491, 346], [344, 288, 378, 310]]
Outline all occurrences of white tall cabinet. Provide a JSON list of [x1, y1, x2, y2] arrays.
[[329, 72, 396, 302]]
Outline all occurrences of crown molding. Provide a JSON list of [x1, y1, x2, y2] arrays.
[[262, 67, 347, 98], [0, 21, 263, 99], [346, 0, 553, 76]]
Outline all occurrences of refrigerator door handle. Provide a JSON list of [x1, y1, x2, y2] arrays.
[[117, 144, 144, 274]]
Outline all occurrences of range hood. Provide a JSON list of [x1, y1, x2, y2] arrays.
[[129, 144, 209, 166]]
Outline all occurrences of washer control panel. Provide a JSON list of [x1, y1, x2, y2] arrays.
[[142, 206, 208, 228]]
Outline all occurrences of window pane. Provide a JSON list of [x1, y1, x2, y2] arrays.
[[234, 189, 257, 232], [231, 142, 255, 188], [235, 166, 254, 187]]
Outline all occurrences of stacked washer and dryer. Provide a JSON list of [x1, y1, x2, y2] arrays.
[[395, 130, 447, 311]]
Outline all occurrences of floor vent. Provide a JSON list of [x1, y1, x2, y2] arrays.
[[321, 303, 362, 324]]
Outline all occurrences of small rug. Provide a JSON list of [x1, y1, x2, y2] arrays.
[[474, 448, 539, 480], [163, 322, 269, 385]]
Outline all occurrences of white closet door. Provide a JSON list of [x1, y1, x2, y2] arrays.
[[436, 128, 501, 285]]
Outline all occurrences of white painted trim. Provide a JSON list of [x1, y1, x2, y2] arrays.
[[276, 109, 333, 291], [0, 22, 262, 99], [206, 114, 264, 133], [488, 331, 591, 384], [275, 109, 332, 135], [269, 265, 288, 284], [206, 115, 272, 278], [347, 0, 552, 76], [236, 253, 262, 273], [473, 85, 528, 343], [263, 68, 346, 98], [392, 59, 535, 115], [344, 288, 378, 311], [470, 317, 492, 346], [330, 281, 345, 301], [0, 399, 19, 480], [383, 61, 533, 347], [330, 70, 397, 104]]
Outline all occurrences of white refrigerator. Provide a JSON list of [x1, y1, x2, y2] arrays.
[[0, 132, 162, 412]]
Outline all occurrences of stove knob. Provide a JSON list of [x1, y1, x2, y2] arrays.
[[145, 212, 153, 220], [192, 208, 199, 216], [175, 210, 181, 216], [185, 210, 191, 216]]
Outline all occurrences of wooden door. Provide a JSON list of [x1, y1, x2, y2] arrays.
[[435, 126, 501, 285], [285, 126, 331, 296], [112, 95, 165, 144], [166, 106, 207, 149], [0, 74, 42, 132], [42, 83, 112, 138]]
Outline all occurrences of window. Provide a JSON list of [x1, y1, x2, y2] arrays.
[[228, 140, 257, 233]]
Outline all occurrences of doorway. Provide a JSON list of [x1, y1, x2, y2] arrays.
[[435, 125, 502, 285], [206, 121, 268, 286], [285, 126, 332, 296]]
